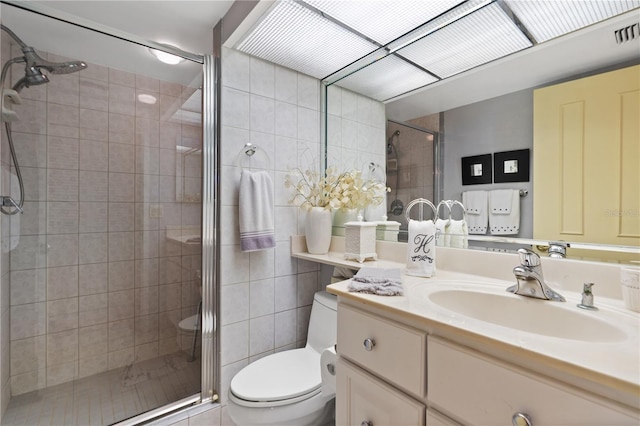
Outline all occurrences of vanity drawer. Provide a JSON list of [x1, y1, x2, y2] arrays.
[[428, 336, 639, 425], [336, 357, 425, 426], [337, 303, 426, 397]]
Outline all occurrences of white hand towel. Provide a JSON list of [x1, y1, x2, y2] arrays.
[[462, 190, 488, 234], [446, 219, 469, 248], [348, 267, 403, 296], [239, 170, 275, 252], [435, 218, 449, 247], [406, 219, 436, 277], [489, 189, 520, 235]]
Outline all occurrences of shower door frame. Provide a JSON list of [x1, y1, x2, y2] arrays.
[[0, 0, 220, 420]]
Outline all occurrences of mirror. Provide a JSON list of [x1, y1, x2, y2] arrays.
[[323, 12, 639, 263]]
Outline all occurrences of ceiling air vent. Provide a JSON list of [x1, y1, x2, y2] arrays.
[[614, 22, 639, 44]]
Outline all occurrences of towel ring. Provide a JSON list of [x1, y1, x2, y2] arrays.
[[405, 198, 437, 222], [449, 200, 467, 221], [236, 143, 271, 170], [436, 200, 452, 222]]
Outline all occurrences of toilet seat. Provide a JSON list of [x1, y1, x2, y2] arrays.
[[230, 348, 321, 407]]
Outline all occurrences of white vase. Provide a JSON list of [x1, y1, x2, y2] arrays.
[[305, 207, 332, 254], [332, 208, 359, 236]]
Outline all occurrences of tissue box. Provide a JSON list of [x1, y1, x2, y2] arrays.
[[621, 266, 640, 312], [344, 220, 377, 263]]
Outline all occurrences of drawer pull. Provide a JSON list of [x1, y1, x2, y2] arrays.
[[361, 421, 373, 426], [512, 412, 533, 426], [363, 338, 376, 351]]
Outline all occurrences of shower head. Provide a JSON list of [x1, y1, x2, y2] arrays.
[[12, 66, 49, 92], [387, 130, 400, 155], [22, 47, 87, 75]]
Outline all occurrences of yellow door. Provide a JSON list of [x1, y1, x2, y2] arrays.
[[534, 65, 640, 255]]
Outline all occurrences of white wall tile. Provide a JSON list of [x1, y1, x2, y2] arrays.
[[80, 79, 109, 112], [79, 140, 108, 171], [47, 169, 78, 201], [79, 202, 108, 233], [274, 309, 296, 348], [222, 88, 250, 130], [47, 202, 78, 234], [220, 283, 249, 326], [297, 74, 319, 111], [79, 263, 108, 295], [79, 293, 108, 327], [222, 48, 250, 92], [47, 297, 78, 333], [9, 235, 47, 271], [46, 266, 78, 300], [108, 260, 135, 291], [220, 245, 250, 285], [249, 249, 274, 281], [109, 143, 135, 173], [249, 316, 274, 356], [297, 271, 318, 307], [47, 234, 79, 267], [250, 57, 275, 98], [249, 279, 274, 319], [47, 136, 79, 170], [250, 95, 274, 134], [109, 203, 135, 232], [10, 269, 46, 306], [297, 107, 319, 143], [220, 321, 248, 365], [10, 335, 46, 375], [274, 66, 297, 104]]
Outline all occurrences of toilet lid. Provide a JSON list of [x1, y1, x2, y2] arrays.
[[230, 348, 321, 403]]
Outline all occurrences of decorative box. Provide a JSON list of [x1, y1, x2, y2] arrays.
[[344, 219, 377, 263]]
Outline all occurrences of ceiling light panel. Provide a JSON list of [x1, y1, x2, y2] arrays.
[[302, 0, 465, 45], [237, 0, 378, 79], [335, 56, 438, 101], [397, 3, 532, 79], [505, 0, 640, 43]]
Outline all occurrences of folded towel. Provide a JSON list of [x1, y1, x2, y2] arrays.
[[446, 219, 469, 248], [490, 189, 513, 214], [435, 218, 449, 247], [489, 189, 520, 235], [348, 267, 403, 296], [406, 219, 436, 277], [462, 190, 488, 234], [239, 170, 276, 251]]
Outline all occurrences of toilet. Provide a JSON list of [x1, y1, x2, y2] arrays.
[[227, 291, 338, 426]]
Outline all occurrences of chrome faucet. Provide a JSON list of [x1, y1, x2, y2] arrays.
[[508, 248, 566, 302]]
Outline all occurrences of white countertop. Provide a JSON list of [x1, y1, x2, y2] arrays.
[[291, 236, 640, 410]]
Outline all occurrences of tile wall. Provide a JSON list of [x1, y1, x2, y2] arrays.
[[217, 46, 325, 413], [2, 41, 203, 397]]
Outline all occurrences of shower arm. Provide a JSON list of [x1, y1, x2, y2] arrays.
[[0, 24, 28, 48]]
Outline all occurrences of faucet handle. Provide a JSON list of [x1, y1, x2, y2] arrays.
[[517, 248, 540, 267]]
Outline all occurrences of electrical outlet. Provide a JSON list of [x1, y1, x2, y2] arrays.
[[149, 205, 163, 218]]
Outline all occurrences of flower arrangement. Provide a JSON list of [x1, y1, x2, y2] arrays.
[[284, 166, 389, 211]]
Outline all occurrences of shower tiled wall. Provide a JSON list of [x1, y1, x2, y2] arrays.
[[218, 47, 323, 408], [3, 42, 202, 396]]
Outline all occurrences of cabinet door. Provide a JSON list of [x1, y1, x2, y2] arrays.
[[428, 337, 639, 425], [338, 304, 426, 398], [336, 358, 425, 426], [426, 410, 462, 426], [533, 64, 640, 253]]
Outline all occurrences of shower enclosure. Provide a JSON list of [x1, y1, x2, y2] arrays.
[[0, 3, 218, 425]]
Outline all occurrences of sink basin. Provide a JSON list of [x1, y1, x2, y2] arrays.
[[426, 289, 628, 343]]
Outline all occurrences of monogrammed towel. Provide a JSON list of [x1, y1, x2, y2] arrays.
[[406, 219, 436, 277]]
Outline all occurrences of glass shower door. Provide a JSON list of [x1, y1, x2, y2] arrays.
[[0, 4, 208, 424]]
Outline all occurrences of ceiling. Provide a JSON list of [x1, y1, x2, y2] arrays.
[[232, 0, 640, 118], [2, 0, 638, 117]]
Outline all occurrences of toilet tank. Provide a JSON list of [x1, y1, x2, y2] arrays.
[[306, 291, 337, 353]]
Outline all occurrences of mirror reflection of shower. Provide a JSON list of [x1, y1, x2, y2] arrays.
[[0, 24, 88, 215], [385, 120, 438, 231], [386, 130, 403, 216]]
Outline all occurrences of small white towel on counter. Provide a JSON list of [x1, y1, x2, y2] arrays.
[[462, 190, 488, 234], [446, 219, 469, 248], [489, 189, 520, 235], [239, 169, 276, 252], [348, 267, 403, 296], [406, 219, 436, 277]]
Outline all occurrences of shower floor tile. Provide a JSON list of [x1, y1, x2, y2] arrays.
[[1, 351, 201, 426]]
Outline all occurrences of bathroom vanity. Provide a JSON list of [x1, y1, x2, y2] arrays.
[[291, 236, 640, 425]]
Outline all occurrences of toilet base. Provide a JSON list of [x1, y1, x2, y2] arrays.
[[227, 393, 334, 426]]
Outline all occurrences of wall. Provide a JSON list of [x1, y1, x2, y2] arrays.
[[443, 89, 533, 238], [218, 47, 325, 418], [2, 42, 203, 396]]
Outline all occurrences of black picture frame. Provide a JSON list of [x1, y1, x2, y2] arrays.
[[494, 149, 530, 183], [461, 154, 492, 185]]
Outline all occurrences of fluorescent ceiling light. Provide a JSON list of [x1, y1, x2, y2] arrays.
[[397, 3, 532, 78], [505, 0, 640, 43], [302, 0, 465, 45], [336, 56, 438, 101], [236, 0, 378, 79], [149, 44, 186, 65]]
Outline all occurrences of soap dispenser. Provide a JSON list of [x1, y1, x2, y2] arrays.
[[577, 282, 598, 311]]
